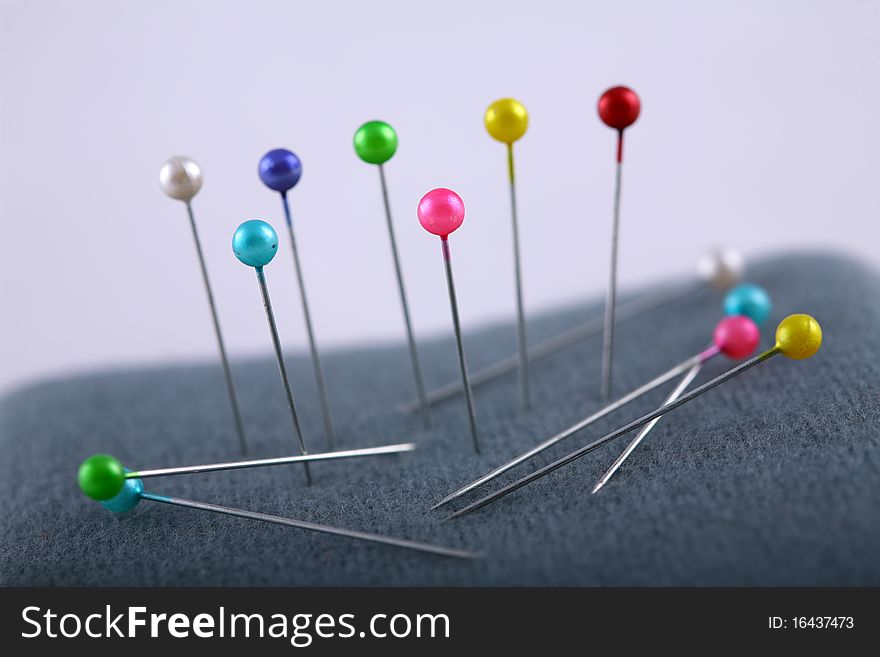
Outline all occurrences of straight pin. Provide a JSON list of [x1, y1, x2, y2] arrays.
[[233, 220, 311, 484], [353, 121, 431, 428], [486, 98, 531, 409], [445, 314, 822, 520], [159, 156, 248, 454], [76, 468, 477, 559], [590, 284, 773, 492], [259, 149, 336, 450], [418, 188, 480, 453], [129, 443, 414, 479], [141, 493, 478, 560], [78, 444, 415, 484], [591, 361, 701, 494], [598, 86, 641, 401], [432, 304, 768, 510]]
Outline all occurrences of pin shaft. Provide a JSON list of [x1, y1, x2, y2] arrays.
[[281, 193, 336, 450], [140, 492, 477, 560], [600, 154, 623, 400], [256, 267, 312, 484], [592, 362, 701, 494], [442, 238, 480, 453], [378, 164, 430, 428], [447, 347, 780, 519], [508, 143, 530, 409], [433, 346, 715, 509], [185, 202, 248, 455], [402, 279, 702, 412], [128, 443, 416, 479]]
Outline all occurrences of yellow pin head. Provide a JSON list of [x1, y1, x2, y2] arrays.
[[485, 98, 528, 144], [775, 314, 822, 359]]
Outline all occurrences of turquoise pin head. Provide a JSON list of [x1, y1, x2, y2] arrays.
[[233, 220, 278, 268], [724, 283, 772, 325]]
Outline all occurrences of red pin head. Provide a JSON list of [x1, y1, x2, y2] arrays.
[[598, 86, 641, 131], [418, 188, 465, 238], [713, 315, 760, 359]]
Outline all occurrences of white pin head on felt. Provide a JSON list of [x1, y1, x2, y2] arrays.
[[157, 155, 248, 454], [697, 247, 746, 291], [158, 156, 203, 202]]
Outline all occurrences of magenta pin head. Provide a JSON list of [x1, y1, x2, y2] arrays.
[[713, 315, 760, 359], [418, 188, 465, 238]]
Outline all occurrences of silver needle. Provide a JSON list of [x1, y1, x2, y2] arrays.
[[186, 201, 248, 455], [281, 192, 336, 450], [256, 266, 312, 485], [591, 362, 701, 494], [446, 346, 781, 520], [378, 164, 431, 428], [140, 492, 477, 560], [442, 237, 480, 453], [127, 443, 416, 480], [600, 156, 623, 401], [432, 346, 717, 510], [508, 143, 530, 409]]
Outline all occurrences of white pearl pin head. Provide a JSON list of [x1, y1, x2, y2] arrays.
[[697, 247, 745, 291], [159, 155, 203, 202]]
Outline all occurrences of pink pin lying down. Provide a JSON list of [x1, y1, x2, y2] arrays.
[[713, 315, 760, 359]]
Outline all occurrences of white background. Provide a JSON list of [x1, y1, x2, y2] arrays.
[[1, 0, 877, 394]]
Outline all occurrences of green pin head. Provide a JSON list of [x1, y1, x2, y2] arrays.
[[353, 120, 398, 165], [78, 454, 126, 501]]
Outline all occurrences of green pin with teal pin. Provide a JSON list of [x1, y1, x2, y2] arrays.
[[354, 121, 431, 428], [75, 452, 476, 559]]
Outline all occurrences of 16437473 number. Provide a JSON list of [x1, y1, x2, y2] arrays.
[[768, 616, 854, 630]]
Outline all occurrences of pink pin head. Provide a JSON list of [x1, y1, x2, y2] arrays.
[[417, 188, 465, 238], [713, 315, 760, 359], [598, 86, 641, 130]]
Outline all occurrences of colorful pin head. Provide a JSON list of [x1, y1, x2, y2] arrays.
[[418, 188, 465, 238], [484, 98, 528, 144], [258, 149, 302, 192], [353, 121, 398, 165], [724, 284, 772, 325], [78, 454, 125, 501], [158, 156, 203, 202], [697, 247, 745, 290], [598, 86, 641, 130], [775, 314, 822, 360], [233, 220, 278, 268], [101, 475, 144, 513], [713, 315, 760, 359]]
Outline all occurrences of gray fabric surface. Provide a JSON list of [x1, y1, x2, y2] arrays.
[[1, 252, 878, 586]]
